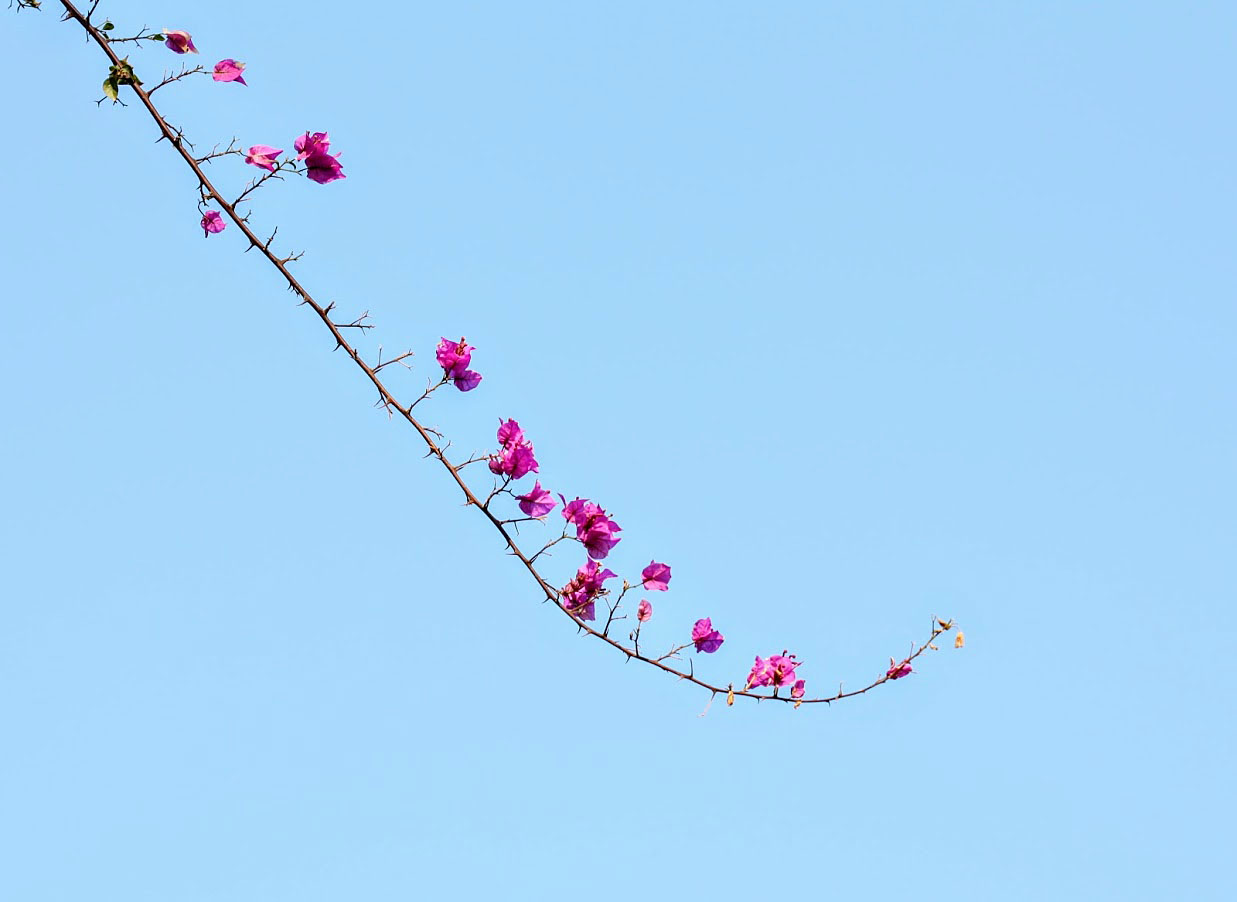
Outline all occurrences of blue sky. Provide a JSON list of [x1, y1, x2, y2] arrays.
[[2, 1, 1234, 899]]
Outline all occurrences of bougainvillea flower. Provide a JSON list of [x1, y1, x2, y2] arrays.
[[162, 30, 197, 54], [559, 559, 617, 621], [637, 599, 653, 622], [691, 618, 724, 653], [746, 656, 773, 689], [515, 481, 556, 518], [497, 419, 525, 449], [641, 561, 671, 591], [200, 210, 225, 235], [212, 59, 247, 85], [294, 131, 331, 159], [489, 442, 538, 480], [887, 658, 913, 680], [304, 150, 346, 184], [244, 145, 283, 173], [558, 496, 622, 560], [791, 679, 806, 699], [435, 337, 482, 391], [746, 650, 801, 689]]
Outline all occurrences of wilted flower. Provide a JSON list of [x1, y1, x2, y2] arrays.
[[435, 337, 482, 391], [244, 145, 282, 173], [637, 599, 652, 622], [515, 481, 556, 518], [791, 680, 806, 699], [212, 59, 247, 85], [163, 30, 197, 54], [200, 210, 225, 235], [691, 618, 724, 653]]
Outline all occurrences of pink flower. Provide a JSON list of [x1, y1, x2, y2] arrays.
[[887, 659, 913, 680], [559, 559, 617, 621], [212, 59, 247, 85], [293, 131, 345, 184], [515, 481, 556, 518], [746, 650, 801, 689], [435, 337, 482, 391], [559, 497, 622, 560], [244, 145, 283, 173], [791, 680, 806, 699], [637, 600, 653, 622], [691, 618, 724, 654], [641, 561, 671, 591], [200, 210, 225, 236], [294, 132, 331, 159], [497, 419, 525, 449], [163, 30, 197, 54], [488, 419, 539, 479], [304, 151, 345, 184]]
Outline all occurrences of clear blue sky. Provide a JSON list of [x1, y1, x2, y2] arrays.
[[3, 1, 1234, 899]]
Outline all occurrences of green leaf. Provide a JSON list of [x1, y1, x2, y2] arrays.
[[102, 76, 119, 102], [151, 34, 165, 42], [101, 20, 114, 31]]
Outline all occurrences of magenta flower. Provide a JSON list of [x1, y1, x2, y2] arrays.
[[515, 481, 556, 518], [746, 650, 801, 689], [435, 337, 482, 391], [691, 618, 724, 654], [637, 599, 653, 622], [293, 131, 345, 184], [488, 419, 539, 480], [489, 443, 538, 480], [497, 419, 524, 449], [641, 561, 671, 591], [304, 151, 346, 184], [162, 30, 197, 54], [791, 680, 806, 699], [887, 659, 913, 680], [294, 131, 331, 159], [559, 496, 622, 560], [244, 145, 283, 173], [559, 559, 617, 621], [212, 59, 247, 85], [200, 210, 225, 236]]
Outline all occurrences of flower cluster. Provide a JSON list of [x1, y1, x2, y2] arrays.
[[295, 131, 346, 185], [435, 337, 482, 391], [559, 560, 617, 622], [560, 497, 622, 560], [746, 650, 806, 698], [489, 419, 538, 480], [691, 618, 724, 653]]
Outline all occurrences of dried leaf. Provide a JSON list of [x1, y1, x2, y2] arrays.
[[938, 618, 953, 630], [954, 631, 965, 649], [929, 643, 939, 651], [726, 688, 735, 707]]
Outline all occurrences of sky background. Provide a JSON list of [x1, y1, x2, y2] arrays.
[[2, 1, 1235, 899]]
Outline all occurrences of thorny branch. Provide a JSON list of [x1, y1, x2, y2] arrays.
[[44, 0, 959, 708]]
